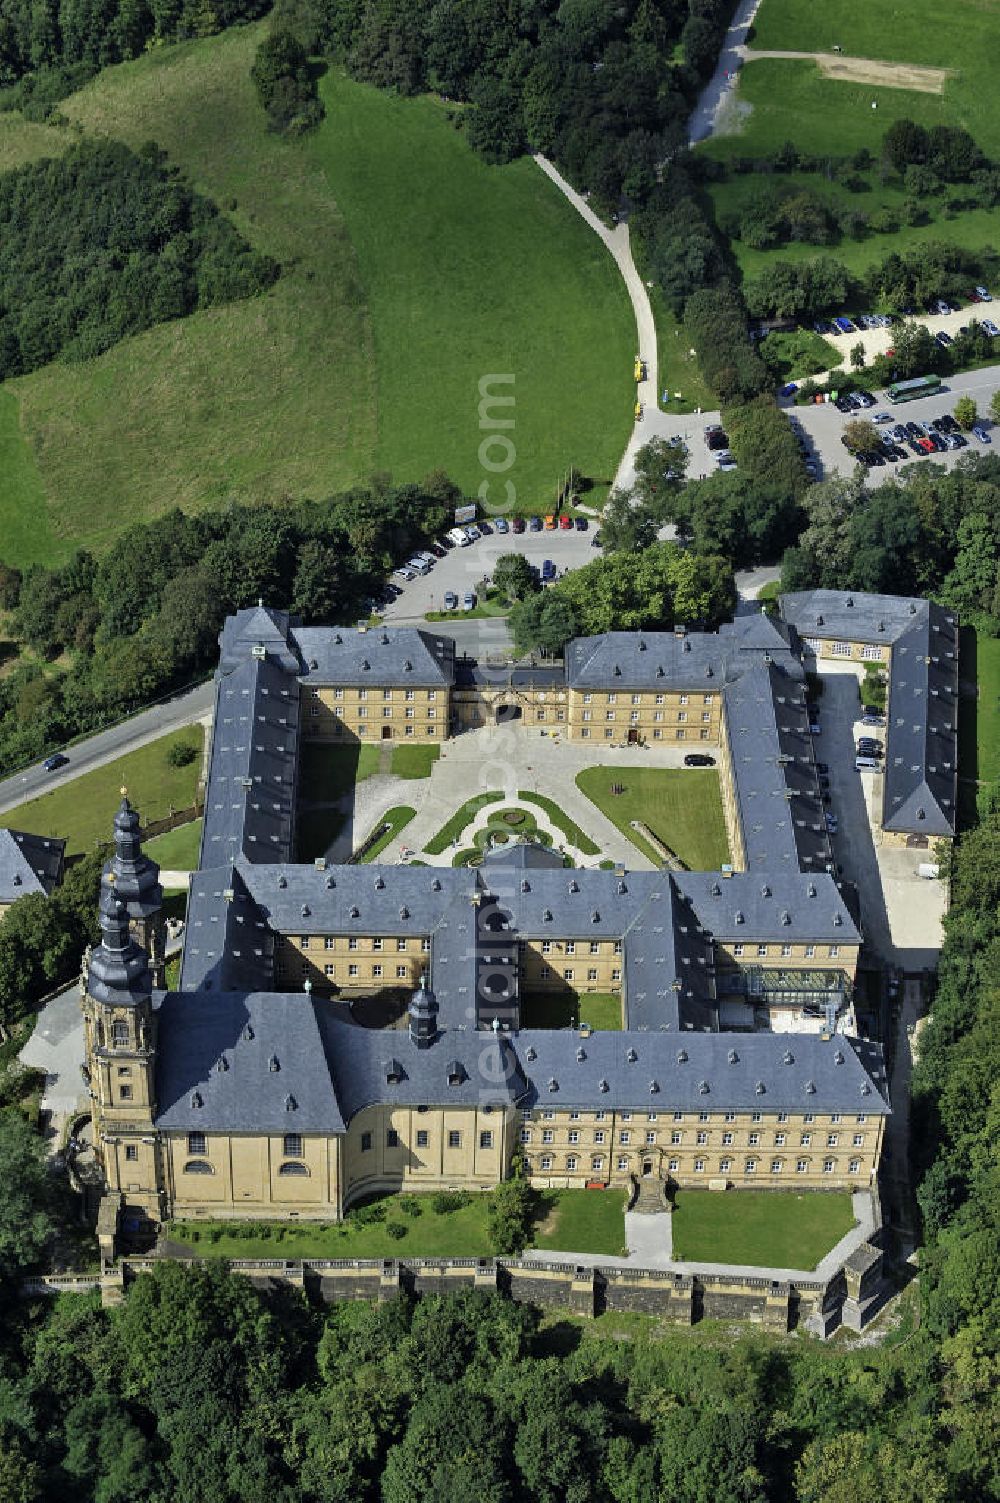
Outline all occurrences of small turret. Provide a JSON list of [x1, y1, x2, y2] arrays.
[[87, 874, 153, 1007], [408, 973, 438, 1049], [105, 789, 166, 986]]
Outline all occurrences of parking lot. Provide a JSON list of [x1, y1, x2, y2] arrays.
[[815, 297, 998, 370], [381, 519, 601, 623]]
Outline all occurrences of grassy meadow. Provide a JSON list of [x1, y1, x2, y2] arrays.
[[0, 30, 633, 564], [575, 767, 730, 871]]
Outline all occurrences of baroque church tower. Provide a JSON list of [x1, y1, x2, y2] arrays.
[[81, 797, 166, 1226]]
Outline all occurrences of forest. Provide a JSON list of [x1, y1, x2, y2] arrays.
[[0, 139, 276, 378], [0, 474, 459, 776]]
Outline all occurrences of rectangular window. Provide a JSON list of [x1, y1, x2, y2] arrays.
[[448, 1131, 461, 1149], [372, 938, 383, 951], [849, 1159, 861, 1174], [416, 1130, 429, 1149], [566, 1155, 578, 1171], [828, 945, 840, 958], [299, 936, 310, 950], [372, 964, 382, 978], [611, 968, 621, 982], [563, 968, 574, 981], [348, 964, 358, 978], [751, 1111, 762, 1123], [324, 937, 335, 950], [386, 1129, 399, 1149], [396, 965, 407, 978], [733, 944, 744, 957], [568, 1130, 580, 1145], [565, 942, 576, 956], [594, 1111, 606, 1122], [125, 1144, 138, 1161], [796, 1159, 808, 1172], [719, 1158, 731, 1173], [187, 1134, 207, 1162], [348, 938, 358, 951], [804, 1113, 814, 1124], [540, 1155, 552, 1171], [541, 941, 552, 955], [480, 1131, 493, 1150], [804, 944, 816, 958], [831, 1113, 842, 1123], [619, 1131, 630, 1145], [757, 944, 768, 957], [832, 641, 852, 657], [594, 1131, 605, 1145], [853, 1134, 864, 1146], [771, 1160, 782, 1174], [777, 1111, 788, 1123], [617, 1156, 629, 1172], [542, 1129, 554, 1144], [801, 1134, 811, 1146], [589, 942, 600, 955], [587, 968, 598, 982], [827, 1134, 838, 1146], [748, 1132, 760, 1146], [775, 1133, 786, 1146], [696, 1131, 708, 1146], [698, 1112, 709, 1123], [607, 693, 616, 704], [781, 944, 792, 958], [325, 964, 335, 977], [856, 1114, 867, 1124], [591, 1157, 604, 1173], [117, 1065, 131, 1077], [823, 1158, 835, 1173], [694, 1159, 705, 1173], [861, 645, 882, 661], [745, 1159, 756, 1174], [284, 1133, 303, 1157], [724, 1112, 736, 1123], [520, 1128, 531, 1144], [722, 1132, 733, 1146], [569, 1112, 580, 1121], [647, 1113, 657, 1123], [361, 1132, 372, 1152]]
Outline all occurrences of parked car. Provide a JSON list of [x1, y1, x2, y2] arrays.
[[934, 299, 954, 315], [528, 515, 543, 531], [981, 319, 1000, 337], [544, 514, 557, 530], [834, 396, 855, 413], [43, 752, 69, 772], [558, 514, 573, 530], [477, 521, 492, 535], [935, 414, 957, 432], [706, 432, 730, 451], [430, 543, 447, 558], [972, 425, 992, 444], [718, 458, 738, 472], [853, 390, 876, 408], [493, 517, 509, 533], [462, 591, 477, 610], [574, 516, 588, 531], [834, 316, 855, 333], [438, 534, 454, 549], [861, 713, 885, 727], [541, 559, 556, 581], [873, 412, 892, 424], [683, 754, 716, 768], [935, 330, 953, 347], [443, 591, 458, 610], [975, 285, 992, 301], [394, 566, 416, 581], [511, 516, 526, 533], [464, 525, 480, 541], [446, 527, 470, 547]]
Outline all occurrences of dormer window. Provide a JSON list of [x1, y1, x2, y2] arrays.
[[447, 1061, 466, 1086]]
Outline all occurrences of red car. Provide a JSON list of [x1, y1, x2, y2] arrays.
[[558, 514, 572, 530], [511, 516, 526, 533], [917, 436, 935, 453]]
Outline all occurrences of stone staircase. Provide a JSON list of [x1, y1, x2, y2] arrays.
[[631, 1176, 669, 1214]]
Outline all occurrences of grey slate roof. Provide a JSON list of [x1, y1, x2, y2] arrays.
[[217, 605, 302, 676], [199, 654, 299, 869], [780, 592, 959, 836], [565, 631, 728, 691], [179, 866, 275, 994], [722, 662, 832, 874], [152, 991, 889, 1134], [0, 828, 65, 902], [294, 625, 455, 687], [674, 871, 860, 946]]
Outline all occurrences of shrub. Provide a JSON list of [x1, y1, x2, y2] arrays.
[[386, 1222, 407, 1240], [487, 1178, 538, 1256], [502, 810, 526, 827], [399, 1197, 422, 1218], [166, 740, 198, 768], [431, 1191, 471, 1215]]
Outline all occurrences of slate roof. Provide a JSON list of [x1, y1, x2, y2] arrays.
[[565, 631, 728, 691], [721, 662, 832, 874], [780, 592, 959, 836], [152, 990, 889, 1134], [217, 605, 302, 676], [675, 871, 860, 946], [199, 654, 299, 869], [179, 866, 275, 994], [294, 625, 455, 687], [453, 660, 566, 689], [0, 828, 65, 903]]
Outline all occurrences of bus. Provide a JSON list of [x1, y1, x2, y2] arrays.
[[887, 374, 942, 403]]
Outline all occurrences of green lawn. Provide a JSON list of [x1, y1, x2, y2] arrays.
[[520, 991, 622, 1030], [532, 1187, 627, 1255], [5, 26, 375, 565], [167, 1187, 619, 1259], [750, 0, 1000, 155], [299, 743, 380, 804], [0, 390, 58, 567], [575, 767, 730, 871], [423, 792, 504, 854], [517, 791, 601, 855], [760, 327, 843, 380], [311, 73, 634, 509], [974, 634, 1000, 786], [670, 1190, 857, 1270], [0, 111, 67, 173], [143, 818, 203, 871], [0, 727, 203, 856], [389, 744, 440, 779], [360, 805, 417, 862]]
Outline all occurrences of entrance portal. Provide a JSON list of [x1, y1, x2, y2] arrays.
[[627, 727, 639, 745], [495, 704, 522, 725], [381, 725, 393, 740], [642, 1158, 654, 1177]]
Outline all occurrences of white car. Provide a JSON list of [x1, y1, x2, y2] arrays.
[[462, 591, 477, 610], [975, 285, 992, 302], [447, 527, 471, 547], [981, 319, 1000, 337], [873, 412, 892, 424], [394, 566, 415, 582]]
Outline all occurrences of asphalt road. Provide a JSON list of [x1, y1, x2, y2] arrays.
[[0, 679, 215, 817]]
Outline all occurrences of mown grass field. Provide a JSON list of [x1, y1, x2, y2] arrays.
[[143, 818, 203, 870], [9, 26, 376, 564], [1, 37, 633, 563], [0, 391, 57, 566], [671, 1189, 856, 1268], [575, 767, 730, 871], [311, 72, 634, 510], [750, 0, 1000, 156], [975, 634, 1000, 786], [0, 111, 65, 173], [0, 727, 203, 855], [701, 0, 1000, 289], [520, 990, 623, 1030]]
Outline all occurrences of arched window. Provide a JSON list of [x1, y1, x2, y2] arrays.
[[111, 1021, 129, 1047], [183, 1160, 213, 1174], [278, 1161, 309, 1176]]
